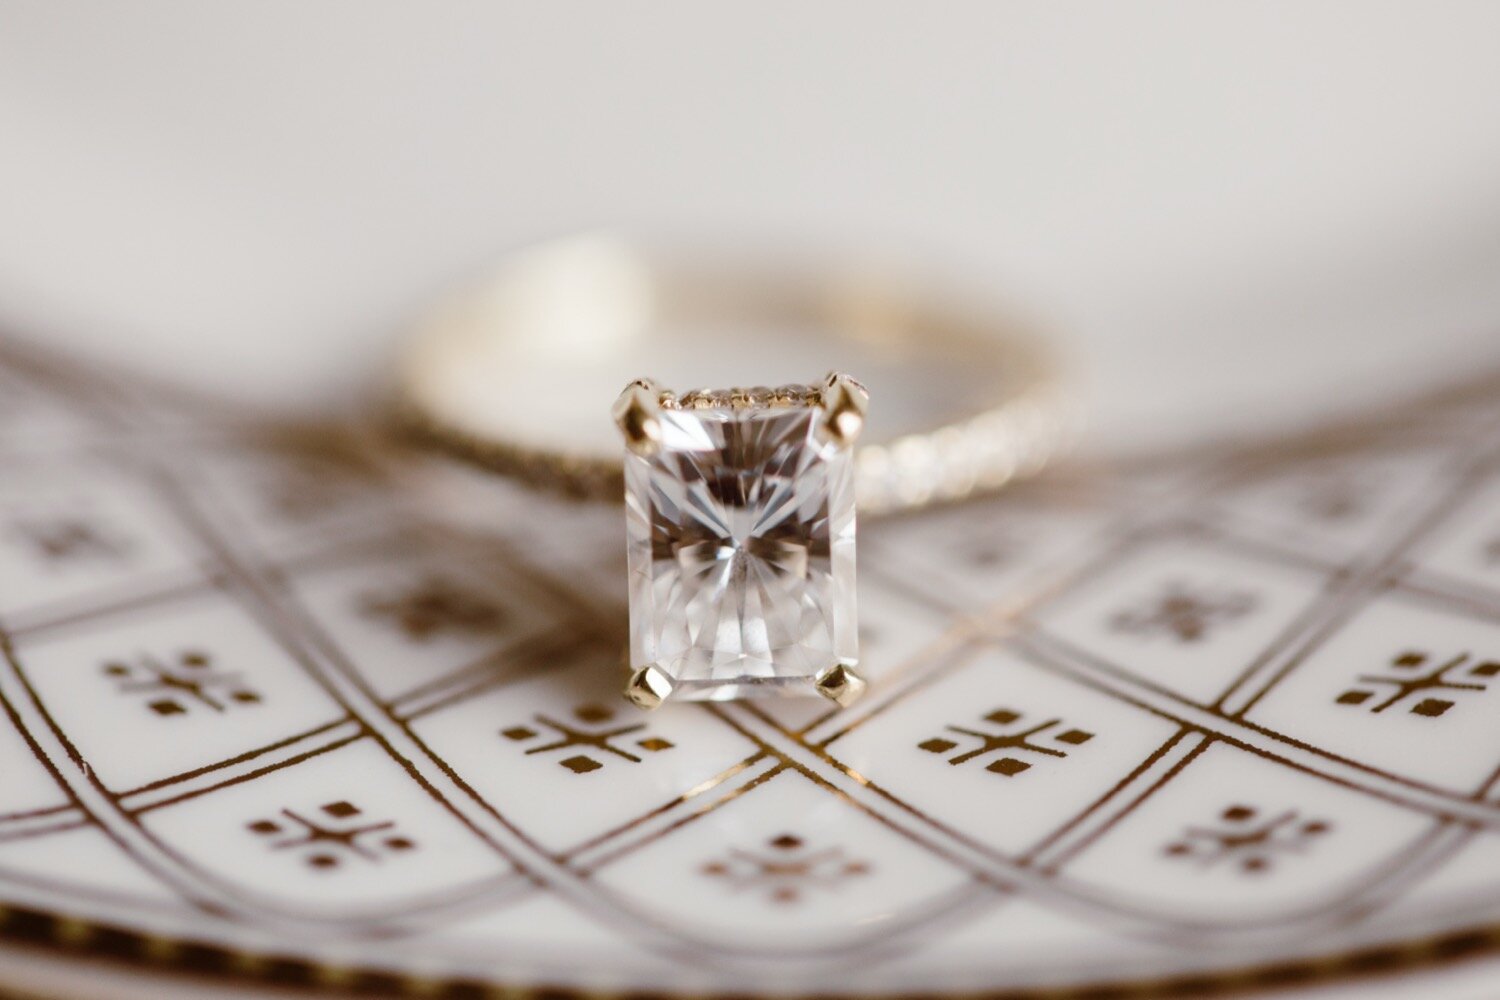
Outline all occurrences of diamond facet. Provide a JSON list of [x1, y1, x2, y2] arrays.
[[623, 395, 857, 702]]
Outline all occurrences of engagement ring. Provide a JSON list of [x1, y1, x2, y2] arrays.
[[398, 235, 1075, 710]]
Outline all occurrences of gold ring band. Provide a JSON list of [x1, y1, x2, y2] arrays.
[[397, 233, 1079, 516]]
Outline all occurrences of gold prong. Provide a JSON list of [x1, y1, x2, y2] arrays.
[[624, 664, 674, 710], [814, 662, 867, 708], [613, 379, 663, 457], [818, 371, 868, 448]]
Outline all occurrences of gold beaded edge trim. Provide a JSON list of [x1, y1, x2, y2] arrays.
[[0, 898, 1494, 999]]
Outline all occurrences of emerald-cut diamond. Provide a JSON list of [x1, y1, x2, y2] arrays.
[[618, 379, 863, 706]]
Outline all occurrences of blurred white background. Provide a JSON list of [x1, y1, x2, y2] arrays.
[[2, 1, 1499, 449]]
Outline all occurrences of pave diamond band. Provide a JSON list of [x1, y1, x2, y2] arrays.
[[398, 234, 1078, 518]]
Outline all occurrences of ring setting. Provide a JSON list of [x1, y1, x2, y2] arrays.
[[617, 374, 867, 710]]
